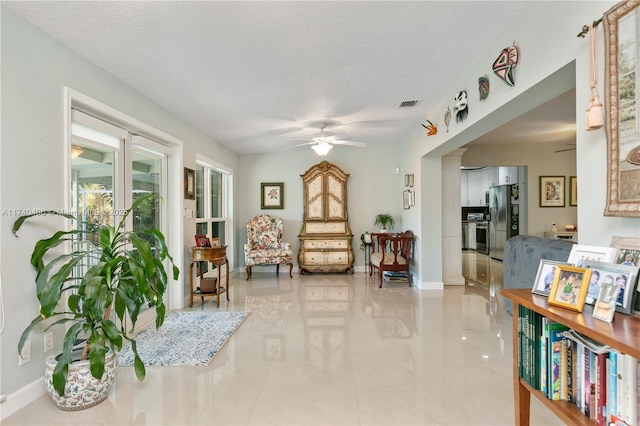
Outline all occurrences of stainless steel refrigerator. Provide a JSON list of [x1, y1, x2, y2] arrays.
[[489, 184, 520, 261]]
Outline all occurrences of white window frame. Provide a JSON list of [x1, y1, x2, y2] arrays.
[[195, 155, 234, 269]]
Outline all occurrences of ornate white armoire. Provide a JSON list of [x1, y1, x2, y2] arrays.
[[298, 161, 355, 274]]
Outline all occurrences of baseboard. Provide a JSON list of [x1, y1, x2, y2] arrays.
[[418, 281, 444, 290], [0, 377, 45, 421], [443, 274, 465, 286]]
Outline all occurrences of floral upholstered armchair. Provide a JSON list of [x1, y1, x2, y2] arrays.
[[244, 214, 293, 280]]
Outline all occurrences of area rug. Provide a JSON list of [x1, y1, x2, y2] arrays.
[[117, 311, 249, 367]]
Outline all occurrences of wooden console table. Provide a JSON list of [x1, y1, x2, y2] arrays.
[[189, 246, 229, 307]]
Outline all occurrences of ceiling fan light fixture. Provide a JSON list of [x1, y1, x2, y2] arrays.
[[311, 142, 332, 156]]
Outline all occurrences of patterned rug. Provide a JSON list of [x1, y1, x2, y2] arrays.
[[118, 311, 249, 367]]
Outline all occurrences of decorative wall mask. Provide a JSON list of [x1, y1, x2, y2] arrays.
[[478, 76, 490, 100], [493, 44, 519, 86], [454, 90, 469, 123], [421, 119, 437, 136], [444, 106, 451, 132]]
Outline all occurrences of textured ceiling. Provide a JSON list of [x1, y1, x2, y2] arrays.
[[2, 1, 563, 155]]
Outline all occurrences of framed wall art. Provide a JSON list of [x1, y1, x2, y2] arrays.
[[210, 238, 221, 248], [403, 190, 411, 210], [569, 176, 577, 206], [261, 182, 284, 209], [539, 176, 565, 207], [583, 259, 639, 314], [604, 0, 640, 216], [548, 264, 591, 312], [184, 167, 195, 200]]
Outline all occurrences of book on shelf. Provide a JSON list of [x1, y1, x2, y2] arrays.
[[596, 352, 608, 426], [548, 322, 569, 400]]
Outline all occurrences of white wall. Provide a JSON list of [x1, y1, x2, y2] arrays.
[[0, 7, 238, 412], [399, 1, 640, 289], [236, 143, 403, 272]]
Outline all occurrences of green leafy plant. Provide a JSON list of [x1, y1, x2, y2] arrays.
[[13, 194, 179, 397], [373, 213, 395, 231]]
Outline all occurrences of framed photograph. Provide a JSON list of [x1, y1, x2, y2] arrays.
[[567, 244, 618, 267], [592, 282, 621, 322], [548, 265, 591, 312], [408, 174, 414, 187], [404, 174, 410, 187], [210, 238, 221, 248], [569, 176, 577, 206], [184, 167, 195, 200], [531, 259, 565, 297], [410, 190, 415, 207], [261, 182, 284, 209], [194, 234, 210, 247], [610, 236, 640, 267], [583, 260, 639, 315], [403, 190, 411, 210], [539, 176, 565, 207]]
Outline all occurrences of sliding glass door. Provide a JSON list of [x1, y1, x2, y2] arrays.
[[71, 111, 169, 329]]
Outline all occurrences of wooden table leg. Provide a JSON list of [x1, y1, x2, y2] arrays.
[[225, 257, 230, 302], [189, 261, 195, 307]]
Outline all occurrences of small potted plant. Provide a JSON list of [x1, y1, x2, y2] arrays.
[[374, 214, 395, 232], [13, 194, 179, 410]]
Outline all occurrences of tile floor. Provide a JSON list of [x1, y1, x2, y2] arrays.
[[4, 252, 562, 425]]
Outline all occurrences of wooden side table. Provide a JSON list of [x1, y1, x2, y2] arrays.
[[189, 246, 230, 307]]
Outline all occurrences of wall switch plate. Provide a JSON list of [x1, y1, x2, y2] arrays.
[[19, 340, 31, 366], [44, 331, 53, 352]]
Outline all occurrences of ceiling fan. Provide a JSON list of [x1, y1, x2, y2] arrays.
[[554, 143, 576, 153], [291, 122, 367, 156]]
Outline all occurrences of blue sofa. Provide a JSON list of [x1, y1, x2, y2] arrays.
[[502, 235, 576, 315]]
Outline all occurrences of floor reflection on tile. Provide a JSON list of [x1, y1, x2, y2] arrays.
[[4, 255, 562, 425]]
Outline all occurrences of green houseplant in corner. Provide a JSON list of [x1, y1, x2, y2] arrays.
[[13, 194, 179, 410], [373, 213, 395, 232]]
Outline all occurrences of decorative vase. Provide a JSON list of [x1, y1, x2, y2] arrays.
[[44, 348, 117, 411]]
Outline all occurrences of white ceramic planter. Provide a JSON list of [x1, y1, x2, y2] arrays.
[[44, 349, 117, 411]]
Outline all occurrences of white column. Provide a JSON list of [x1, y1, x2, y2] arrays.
[[442, 149, 466, 286]]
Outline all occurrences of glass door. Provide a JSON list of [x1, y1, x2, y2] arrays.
[[129, 137, 169, 326]]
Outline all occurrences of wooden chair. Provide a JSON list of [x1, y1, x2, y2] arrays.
[[369, 230, 414, 288]]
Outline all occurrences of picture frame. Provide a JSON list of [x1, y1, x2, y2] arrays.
[[603, 0, 640, 217], [569, 176, 577, 206], [261, 182, 284, 209], [548, 264, 591, 312], [567, 244, 618, 267], [592, 282, 621, 322], [531, 259, 565, 297], [410, 190, 415, 207], [403, 189, 411, 210], [184, 167, 195, 200], [403, 174, 414, 187], [194, 234, 211, 247], [408, 174, 414, 187], [539, 176, 565, 207], [610, 236, 640, 267], [583, 260, 639, 315], [210, 237, 221, 248], [404, 174, 410, 187]]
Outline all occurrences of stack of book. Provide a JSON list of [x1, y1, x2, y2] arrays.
[[518, 306, 640, 426]]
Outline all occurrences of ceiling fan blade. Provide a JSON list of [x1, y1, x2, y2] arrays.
[[287, 141, 315, 149], [332, 140, 367, 147]]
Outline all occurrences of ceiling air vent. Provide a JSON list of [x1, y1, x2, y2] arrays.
[[397, 99, 421, 108]]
